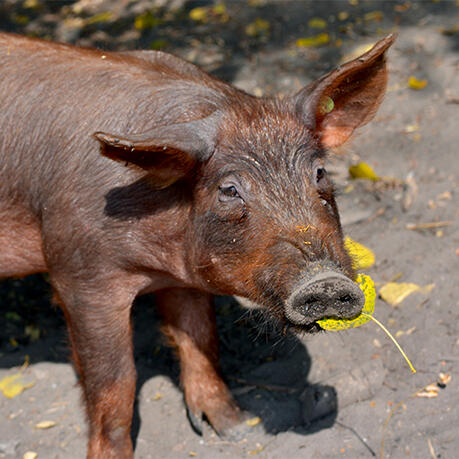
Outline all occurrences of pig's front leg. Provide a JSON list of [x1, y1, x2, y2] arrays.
[[52, 274, 142, 459], [156, 288, 245, 437]]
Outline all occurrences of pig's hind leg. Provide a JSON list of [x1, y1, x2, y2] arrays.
[[156, 288, 249, 439]]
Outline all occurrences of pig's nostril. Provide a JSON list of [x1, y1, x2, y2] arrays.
[[303, 296, 318, 313], [339, 294, 353, 304]]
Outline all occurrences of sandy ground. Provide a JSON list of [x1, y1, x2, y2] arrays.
[[0, 1, 458, 458]]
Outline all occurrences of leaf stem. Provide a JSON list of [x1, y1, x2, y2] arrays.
[[362, 313, 416, 374]]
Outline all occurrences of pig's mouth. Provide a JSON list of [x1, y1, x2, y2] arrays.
[[283, 319, 323, 334], [237, 270, 364, 334]]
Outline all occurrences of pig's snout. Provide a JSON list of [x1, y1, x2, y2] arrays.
[[285, 272, 364, 327]]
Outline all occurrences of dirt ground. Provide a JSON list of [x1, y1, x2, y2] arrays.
[[0, 1, 458, 458]]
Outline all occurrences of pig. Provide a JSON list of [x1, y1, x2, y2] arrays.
[[0, 32, 394, 458]]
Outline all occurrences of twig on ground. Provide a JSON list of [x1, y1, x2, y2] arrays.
[[405, 221, 453, 230]]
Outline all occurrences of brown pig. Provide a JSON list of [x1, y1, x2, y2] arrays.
[[0, 32, 395, 458]]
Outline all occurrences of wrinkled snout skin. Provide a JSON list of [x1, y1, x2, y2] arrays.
[[0, 32, 394, 458]]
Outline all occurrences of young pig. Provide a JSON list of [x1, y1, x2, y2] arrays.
[[0, 32, 394, 458]]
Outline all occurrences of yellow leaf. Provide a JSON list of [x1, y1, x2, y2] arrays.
[[23, 452, 38, 459], [379, 282, 434, 306], [85, 12, 112, 25], [245, 18, 270, 36], [364, 11, 383, 22], [308, 18, 327, 29], [344, 236, 375, 270], [245, 416, 262, 426], [213, 3, 226, 15], [349, 162, 379, 181], [0, 373, 35, 398], [35, 420, 57, 429], [317, 273, 375, 330], [23, 0, 39, 8], [248, 444, 264, 455], [13, 14, 29, 25], [338, 11, 349, 20], [134, 12, 161, 30], [189, 7, 208, 22], [25, 324, 40, 342], [408, 76, 428, 90], [150, 39, 167, 50], [296, 33, 329, 47], [404, 123, 419, 133]]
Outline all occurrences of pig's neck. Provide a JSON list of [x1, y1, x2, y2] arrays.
[[123, 184, 199, 292]]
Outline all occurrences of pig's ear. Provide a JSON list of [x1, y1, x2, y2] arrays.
[[94, 111, 220, 187], [294, 34, 395, 148]]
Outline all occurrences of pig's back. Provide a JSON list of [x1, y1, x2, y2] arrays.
[[0, 33, 228, 217]]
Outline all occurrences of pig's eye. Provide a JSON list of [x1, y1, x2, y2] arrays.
[[219, 184, 241, 202], [316, 167, 327, 183]]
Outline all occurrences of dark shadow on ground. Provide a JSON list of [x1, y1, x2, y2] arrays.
[[0, 275, 336, 448]]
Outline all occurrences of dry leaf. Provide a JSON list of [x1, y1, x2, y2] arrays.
[[248, 443, 264, 455], [134, 12, 161, 30], [438, 373, 451, 386], [404, 123, 419, 133], [23, 0, 39, 8], [35, 420, 57, 429], [364, 11, 383, 22], [408, 76, 428, 90], [296, 33, 329, 47], [246, 18, 270, 37], [349, 162, 379, 181], [213, 3, 226, 15], [308, 18, 327, 29], [23, 452, 38, 459], [394, 2, 411, 12], [344, 236, 375, 270], [85, 12, 112, 25], [379, 282, 434, 306], [245, 416, 262, 427], [189, 7, 207, 22], [395, 326, 416, 338], [417, 384, 439, 398], [0, 373, 35, 398], [402, 172, 418, 212]]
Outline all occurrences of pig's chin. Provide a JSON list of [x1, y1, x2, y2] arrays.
[[234, 296, 323, 334], [283, 318, 323, 334]]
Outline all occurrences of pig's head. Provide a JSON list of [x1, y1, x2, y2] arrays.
[[96, 35, 394, 333]]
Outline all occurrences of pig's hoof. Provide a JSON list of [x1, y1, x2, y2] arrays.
[[186, 407, 204, 435], [187, 404, 261, 441], [216, 413, 262, 442]]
